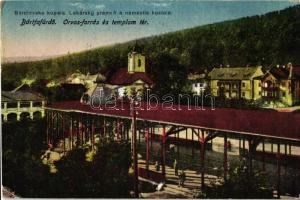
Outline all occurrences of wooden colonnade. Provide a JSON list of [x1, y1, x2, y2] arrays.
[[46, 108, 295, 198]]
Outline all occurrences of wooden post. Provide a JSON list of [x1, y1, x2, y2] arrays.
[[47, 110, 50, 145], [249, 138, 253, 174], [46, 110, 49, 145], [77, 115, 80, 147], [132, 101, 138, 198], [62, 113, 65, 153], [103, 117, 106, 137], [239, 137, 241, 156], [162, 125, 166, 179], [271, 142, 274, 153], [51, 111, 55, 145], [284, 143, 287, 155], [116, 119, 119, 139], [70, 114, 73, 150], [92, 118, 95, 150], [78, 115, 81, 146], [224, 132, 228, 181], [200, 130, 205, 188], [289, 143, 292, 155], [81, 115, 84, 145], [120, 121, 123, 140], [186, 128, 188, 146], [127, 127, 129, 141], [277, 142, 281, 199], [150, 126, 153, 147], [242, 137, 245, 155], [262, 139, 265, 171], [56, 112, 59, 145], [192, 129, 194, 156], [177, 129, 180, 158], [146, 126, 149, 174], [138, 128, 141, 144]]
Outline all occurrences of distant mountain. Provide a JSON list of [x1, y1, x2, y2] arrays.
[[2, 5, 300, 87], [2, 55, 60, 64]]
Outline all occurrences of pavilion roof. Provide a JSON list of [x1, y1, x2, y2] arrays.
[[46, 101, 300, 141], [2, 91, 45, 102]]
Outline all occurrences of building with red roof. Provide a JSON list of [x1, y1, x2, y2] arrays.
[[260, 63, 300, 106], [81, 52, 153, 105]]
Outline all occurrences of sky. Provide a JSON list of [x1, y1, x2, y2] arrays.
[[1, 0, 299, 58]]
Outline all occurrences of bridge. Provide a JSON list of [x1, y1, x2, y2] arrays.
[[45, 100, 300, 198]]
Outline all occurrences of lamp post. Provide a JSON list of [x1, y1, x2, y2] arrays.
[[130, 89, 139, 198]]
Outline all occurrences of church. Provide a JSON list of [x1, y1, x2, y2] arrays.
[[81, 51, 154, 105]]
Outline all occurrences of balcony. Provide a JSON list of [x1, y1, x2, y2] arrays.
[[261, 86, 279, 92]]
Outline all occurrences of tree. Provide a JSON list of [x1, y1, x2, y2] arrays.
[[2, 119, 51, 197], [51, 137, 132, 198], [197, 160, 274, 198], [149, 52, 188, 97]]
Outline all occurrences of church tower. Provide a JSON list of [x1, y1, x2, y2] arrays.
[[128, 52, 146, 74]]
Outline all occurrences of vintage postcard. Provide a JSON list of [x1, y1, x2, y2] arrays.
[[1, 0, 300, 199]]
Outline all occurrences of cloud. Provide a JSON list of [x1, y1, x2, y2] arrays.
[[69, 2, 85, 9], [140, 0, 174, 7], [95, 4, 106, 10], [150, 2, 171, 7], [68, 2, 106, 9]]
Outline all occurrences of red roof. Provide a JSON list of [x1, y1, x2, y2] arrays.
[[47, 101, 300, 141], [106, 68, 153, 86], [269, 67, 289, 79], [292, 66, 300, 78]]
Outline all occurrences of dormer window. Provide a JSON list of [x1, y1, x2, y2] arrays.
[[243, 73, 251, 77], [230, 73, 237, 77]]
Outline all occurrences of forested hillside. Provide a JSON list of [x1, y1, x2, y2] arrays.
[[2, 5, 300, 89]]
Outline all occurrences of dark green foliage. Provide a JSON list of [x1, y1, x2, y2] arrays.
[[2, 5, 300, 91], [3, 120, 132, 198], [2, 119, 50, 197], [215, 97, 263, 109], [29, 82, 86, 103], [197, 160, 274, 199], [90, 138, 132, 197], [149, 52, 188, 96], [51, 138, 132, 198]]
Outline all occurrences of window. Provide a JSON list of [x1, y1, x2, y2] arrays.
[[20, 102, 30, 108], [33, 102, 42, 107], [7, 102, 18, 108], [138, 59, 142, 67], [282, 91, 286, 97], [242, 82, 246, 87], [242, 92, 245, 97], [259, 91, 261, 95]]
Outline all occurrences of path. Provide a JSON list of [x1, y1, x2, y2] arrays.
[[138, 159, 222, 198]]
